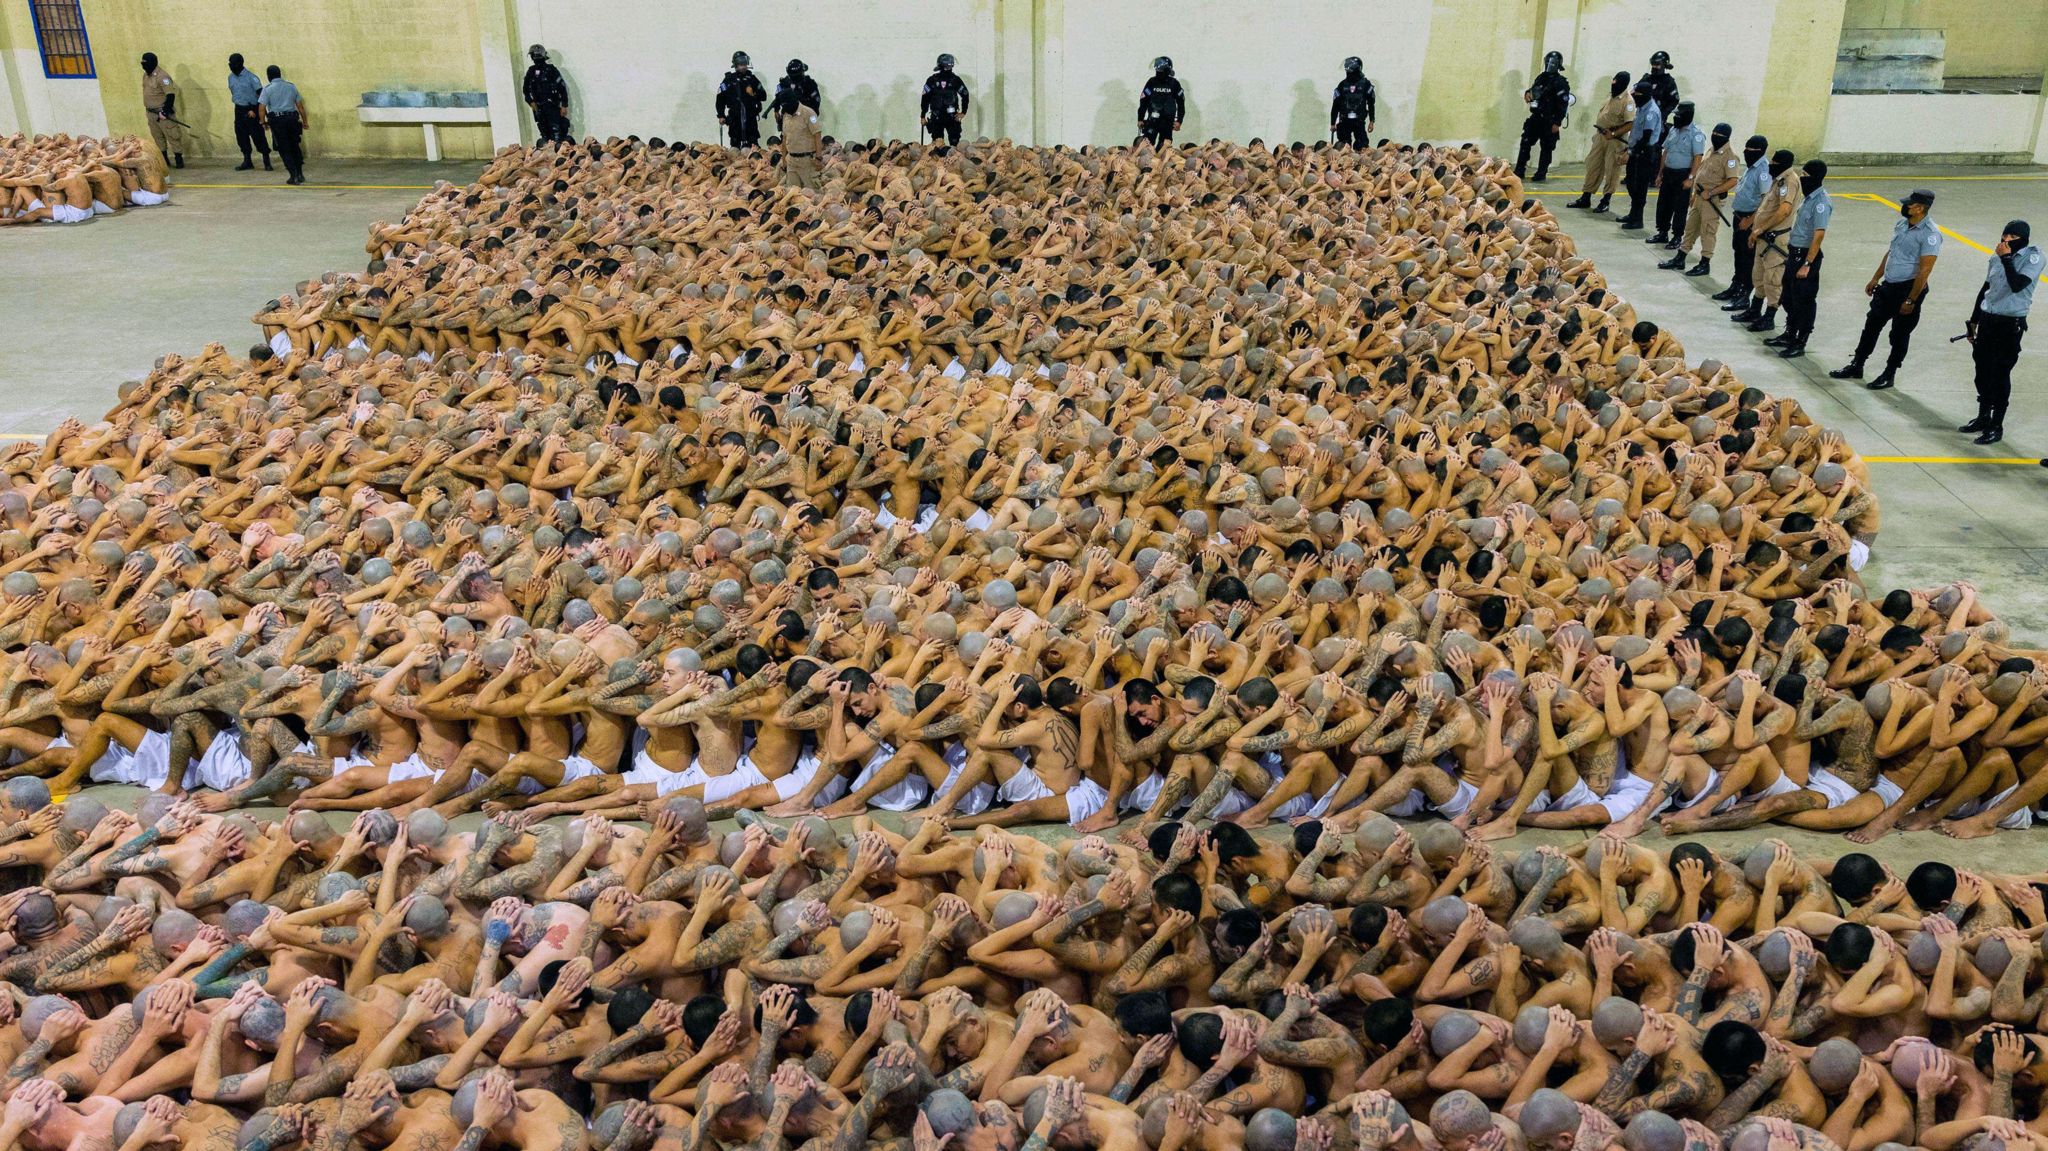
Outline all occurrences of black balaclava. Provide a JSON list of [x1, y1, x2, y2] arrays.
[[141, 52, 158, 74], [1673, 101, 1695, 128], [1610, 70, 1631, 97], [2006, 220, 2032, 248], [1800, 159, 1827, 197], [1743, 134, 1767, 166], [1710, 122, 1731, 148], [1768, 148, 1793, 178]]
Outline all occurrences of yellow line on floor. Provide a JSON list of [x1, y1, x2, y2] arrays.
[[0, 434, 45, 441], [172, 182, 437, 190], [1864, 455, 2040, 464], [1829, 174, 2048, 182]]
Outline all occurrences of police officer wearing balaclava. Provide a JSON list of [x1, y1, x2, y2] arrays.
[[776, 59, 822, 123], [140, 52, 184, 168], [1517, 51, 1573, 181], [1770, 159, 1832, 360], [523, 45, 571, 145], [1138, 57, 1184, 147], [1644, 50, 1680, 138], [717, 51, 768, 149], [1663, 121, 1741, 276], [1330, 57, 1375, 148], [1568, 71, 1633, 212], [1649, 100, 1703, 247], [1715, 134, 1772, 306], [1965, 221, 2039, 445], [922, 54, 970, 146], [1617, 78, 1661, 231]]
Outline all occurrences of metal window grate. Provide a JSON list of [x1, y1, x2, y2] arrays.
[[29, 0, 95, 79]]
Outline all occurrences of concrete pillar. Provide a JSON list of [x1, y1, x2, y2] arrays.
[[1036, 0, 1065, 146], [476, 0, 523, 148], [1757, 0, 1849, 157], [992, 0, 1036, 142], [2031, 29, 2048, 164]]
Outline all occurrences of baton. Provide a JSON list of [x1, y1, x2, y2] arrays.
[[1951, 332, 1973, 343]]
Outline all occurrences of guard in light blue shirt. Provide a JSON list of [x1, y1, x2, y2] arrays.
[[1774, 159, 1832, 357], [1717, 134, 1772, 305], [227, 53, 271, 171], [1618, 79, 1661, 230], [258, 65, 307, 185], [1650, 101, 1702, 246], [1964, 220, 2040, 444], [1832, 188, 1941, 389]]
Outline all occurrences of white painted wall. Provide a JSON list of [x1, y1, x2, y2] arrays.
[[509, 0, 1000, 145], [0, 50, 108, 139], [1048, 0, 1432, 147], [1565, 0, 1780, 157], [1823, 92, 2042, 154]]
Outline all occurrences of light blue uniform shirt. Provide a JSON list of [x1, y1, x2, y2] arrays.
[[258, 78, 301, 117], [1981, 246, 2044, 317], [1789, 188, 1832, 248], [1627, 100, 1661, 148], [1731, 162, 1770, 213], [1882, 216, 1942, 283], [1661, 123, 1704, 169], [227, 69, 262, 106]]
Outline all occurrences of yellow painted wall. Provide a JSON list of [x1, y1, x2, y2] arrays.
[[1841, 0, 2048, 78], [80, 0, 495, 160]]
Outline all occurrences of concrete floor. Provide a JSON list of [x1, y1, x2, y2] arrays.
[[10, 156, 2048, 871], [1534, 168, 2048, 646]]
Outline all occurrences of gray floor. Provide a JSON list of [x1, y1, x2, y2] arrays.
[[10, 157, 2048, 868], [1533, 169, 2048, 644]]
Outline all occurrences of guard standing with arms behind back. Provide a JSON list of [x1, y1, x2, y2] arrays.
[[1330, 57, 1375, 148], [776, 60, 822, 124], [1649, 101, 1702, 247], [1716, 135, 1771, 306], [523, 45, 571, 145], [1567, 71, 1631, 213], [1139, 57, 1183, 147], [227, 53, 270, 171], [717, 52, 767, 149], [922, 54, 969, 146], [140, 52, 183, 169], [1617, 78, 1660, 230], [1663, 120, 1740, 276], [1832, 189, 1943, 390], [1516, 51, 1573, 181], [1769, 159, 1831, 359], [1966, 221, 2039, 445]]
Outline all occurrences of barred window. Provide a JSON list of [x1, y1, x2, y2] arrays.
[[29, 1, 95, 79]]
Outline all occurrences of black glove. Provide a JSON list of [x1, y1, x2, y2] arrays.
[[161, 93, 176, 118]]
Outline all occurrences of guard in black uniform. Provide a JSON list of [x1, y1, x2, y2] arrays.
[[775, 59, 822, 126], [522, 45, 571, 145], [717, 51, 768, 149], [922, 54, 970, 146], [1517, 51, 1574, 181], [1643, 50, 1680, 141], [1330, 57, 1375, 148], [1138, 57, 1184, 147]]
